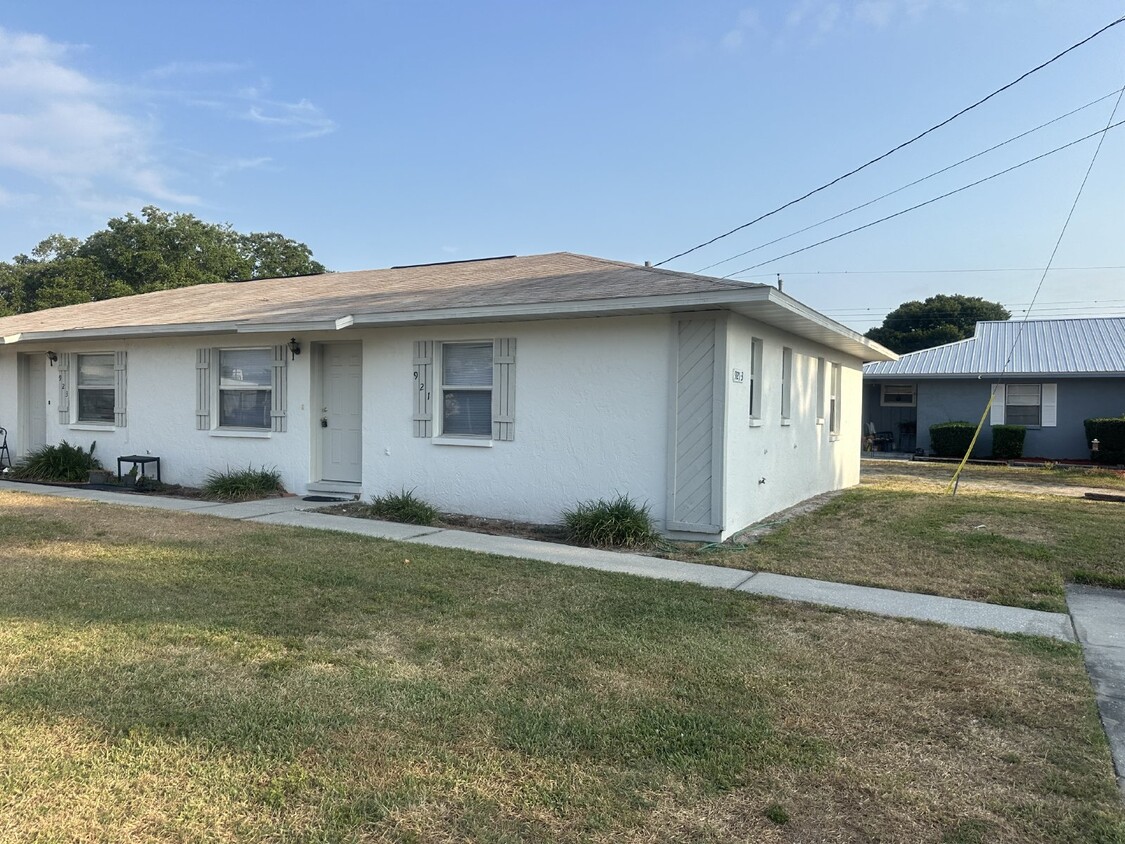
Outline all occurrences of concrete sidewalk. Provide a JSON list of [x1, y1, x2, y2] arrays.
[[1066, 585, 1125, 798], [0, 480, 1075, 642]]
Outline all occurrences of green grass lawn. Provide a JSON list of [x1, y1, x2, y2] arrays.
[[0, 490, 1123, 842], [692, 479, 1125, 613]]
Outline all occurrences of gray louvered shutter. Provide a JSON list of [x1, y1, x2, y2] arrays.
[[195, 348, 211, 430], [113, 351, 127, 427], [413, 341, 433, 437], [270, 345, 288, 433], [492, 337, 516, 441], [57, 353, 71, 423]]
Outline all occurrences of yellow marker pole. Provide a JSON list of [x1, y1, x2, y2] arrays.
[[946, 386, 999, 495]]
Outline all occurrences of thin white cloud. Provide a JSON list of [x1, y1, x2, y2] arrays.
[[0, 27, 198, 210], [145, 60, 248, 79], [244, 98, 337, 139]]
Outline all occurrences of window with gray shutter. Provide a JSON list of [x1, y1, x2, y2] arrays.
[[196, 348, 211, 430], [270, 344, 287, 433], [57, 352, 71, 424], [412, 341, 433, 437], [114, 351, 127, 427], [492, 337, 515, 441]]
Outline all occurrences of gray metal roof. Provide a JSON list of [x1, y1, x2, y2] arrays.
[[863, 317, 1125, 378]]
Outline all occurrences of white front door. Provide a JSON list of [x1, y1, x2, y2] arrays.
[[19, 354, 47, 456], [320, 343, 362, 482]]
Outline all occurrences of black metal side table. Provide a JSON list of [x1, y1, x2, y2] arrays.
[[118, 455, 161, 483]]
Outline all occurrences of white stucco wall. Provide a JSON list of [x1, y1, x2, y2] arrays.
[[721, 314, 862, 538], [3, 309, 864, 537], [360, 316, 671, 525]]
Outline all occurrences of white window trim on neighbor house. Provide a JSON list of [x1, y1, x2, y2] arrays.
[[990, 383, 1057, 428], [880, 383, 916, 407], [58, 351, 127, 429], [413, 337, 516, 445], [748, 336, 764, 427], [195, 345, 289, 435]]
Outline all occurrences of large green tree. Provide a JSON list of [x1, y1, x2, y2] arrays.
[[0, 206, 327, 315], [865, 294, 1010, 354]]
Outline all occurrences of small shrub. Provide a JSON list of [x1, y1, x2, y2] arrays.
[[991, 424, 1026, 460], [202, 465, 284, 501], [1085, 416, 1125, 465], [11, 440, 102, 482], [929, 422, 976, 458], [562, 494, 659, 548], [369, 488, 438, 525]]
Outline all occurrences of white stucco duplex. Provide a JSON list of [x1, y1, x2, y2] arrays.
[[0, 253, 894, 541]]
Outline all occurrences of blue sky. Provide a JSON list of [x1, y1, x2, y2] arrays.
[[1, 1, 1123, 332]]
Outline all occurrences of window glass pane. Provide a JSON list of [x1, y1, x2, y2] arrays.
[[219, 389, 271, 428], [1006, 384, 1040, 406], [220, 349, 272, 387], [1005, 405, 1040, 426], [443, 343, 493, 387], [442, 389, 492, 436], [78, 388, 115, 423], [78, 354, 114, 386]]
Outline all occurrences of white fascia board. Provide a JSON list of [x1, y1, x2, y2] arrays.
[[235, 320, 341, 334], [0, 321, 239, 344]]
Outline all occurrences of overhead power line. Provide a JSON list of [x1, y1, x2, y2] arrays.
[[695, 88, 1124, 274], [735, 265, 1125, 279], [723, 117, 1125, 278], [655, 13, 1125, 267]]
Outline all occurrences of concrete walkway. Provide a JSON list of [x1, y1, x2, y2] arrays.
[[1066, 585, 1125, 798], [1, 480, 1076, 642]]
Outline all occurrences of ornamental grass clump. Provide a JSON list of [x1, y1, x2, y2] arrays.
[[11, 440, 102, 482], [563, 494, 660, 548], [368, 489, 438, 525], [202, 465, 284, 501]]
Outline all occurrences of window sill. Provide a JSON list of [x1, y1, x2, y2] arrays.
[[433, 436, 493, 448], [816, 418, 825, 426], [780, 419, 791, 427], [70, 423, 115, 431], [829, 434, 840, 442], [748, 419, 763, 428], [210, 429, 272, 439]]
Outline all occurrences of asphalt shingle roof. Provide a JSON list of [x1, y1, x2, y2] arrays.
[[863, 317, 1125, 377], [0, 252, 760, 337]]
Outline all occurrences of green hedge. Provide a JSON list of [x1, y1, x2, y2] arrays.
[[1084, 416, 1125, 466], [929, 422, 976, 458], [991, 425, 1026, 460]]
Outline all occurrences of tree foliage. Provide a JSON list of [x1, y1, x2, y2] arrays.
[[865, 294, 1010, 354], [0, 206, 327, 315]]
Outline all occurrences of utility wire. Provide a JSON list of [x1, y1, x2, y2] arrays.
[[655, 13, 1125, 267], [947, 80, 1125, 495], [736, 265, 1125, 279], [695, 88, 1124, 274], [723, 117, 1125, 278]]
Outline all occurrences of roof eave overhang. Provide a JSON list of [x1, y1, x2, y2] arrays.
[[864, 370, 1119, 380], [344, 287, 898, 362]]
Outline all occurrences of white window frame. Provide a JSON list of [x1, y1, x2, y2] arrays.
[[1004, 383, 1042, 427], [780, 346, 793, 424], [748, 337, 764, 426], [880, 384, 916, 407], [75, 352, 116, 425], [437, 341, 493, 439], [216, 347, 273, 430]]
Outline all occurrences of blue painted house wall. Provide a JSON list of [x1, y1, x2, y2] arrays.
[[863, 377, 1125, 459]]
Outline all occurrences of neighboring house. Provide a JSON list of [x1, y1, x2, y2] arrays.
[[863, 317, 1125, 459], [0, 253, 893, 540]]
